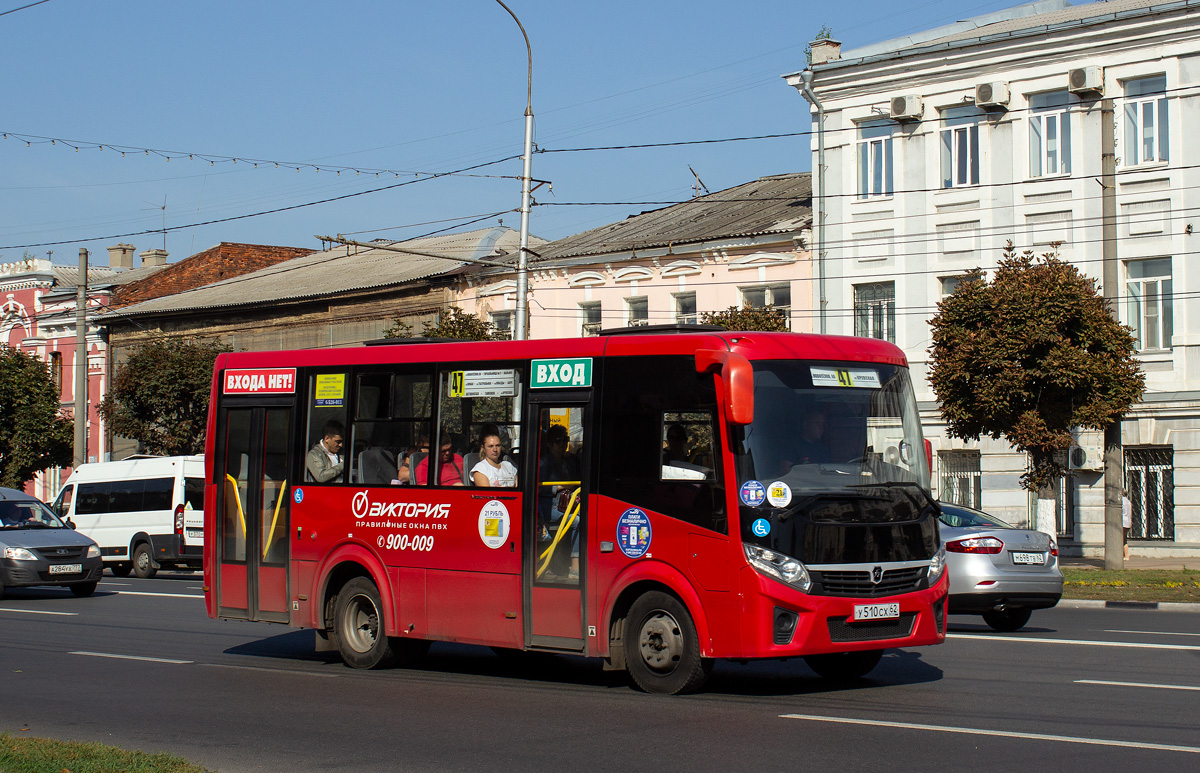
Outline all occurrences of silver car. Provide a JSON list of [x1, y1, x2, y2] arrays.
[[0, 487, 104, 600], [939, 502, 1063, 631]]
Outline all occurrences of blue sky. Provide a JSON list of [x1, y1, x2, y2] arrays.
[[1, 0, 1028, 265]]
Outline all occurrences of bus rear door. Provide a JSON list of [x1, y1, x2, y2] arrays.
[[214, 402, 294, 623]]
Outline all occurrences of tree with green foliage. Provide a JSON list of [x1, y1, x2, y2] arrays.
[[701, 304, 789, 332], [928, 243, 1144, 501], [384, 306, 506, 341], [0, 346, 73, 487], [99, 338, 231, 456]]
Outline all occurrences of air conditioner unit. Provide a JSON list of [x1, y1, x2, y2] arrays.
[[1068, 66, 1104, 96], [1068, 435, 1105, 471], [975, 82, 1010, 110], [889, 95, 924, 121]]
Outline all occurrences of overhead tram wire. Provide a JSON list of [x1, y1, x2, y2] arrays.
[[0, 0, 51, 17]]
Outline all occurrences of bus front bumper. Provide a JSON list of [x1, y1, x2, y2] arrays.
[[735, 566, 948, 659]]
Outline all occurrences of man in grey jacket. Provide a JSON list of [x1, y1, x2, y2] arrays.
[[306, 420, 345, 482]]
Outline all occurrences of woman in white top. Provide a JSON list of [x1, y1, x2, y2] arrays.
[[472, 431, 518, 487]]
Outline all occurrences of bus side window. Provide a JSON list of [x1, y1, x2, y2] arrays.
[[352, 371, 433, 486], [305, 372, 349, 483], [436, 366, 522, 487]]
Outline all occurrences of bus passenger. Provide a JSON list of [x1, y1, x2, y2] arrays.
[[663, 423, 690, 465], [472, 430, 517, 487], [415, 433, 465, 486], [395, 435, 429, 485], [306, 420, 345, 482]]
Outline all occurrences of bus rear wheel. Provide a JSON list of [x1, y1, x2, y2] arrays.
[[132, 544, 158, 579], [624, 591, 711, 695], [334, 577, 395, 669], [804, 649, 884, 681]]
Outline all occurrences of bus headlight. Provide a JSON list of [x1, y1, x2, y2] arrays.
[[744, 544, 812, 593], [927, 544, 947, 584]]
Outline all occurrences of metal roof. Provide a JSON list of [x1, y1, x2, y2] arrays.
[[48, 264, 166, 291], [536, 173, 812, 263], [105, 226, 542, 320]]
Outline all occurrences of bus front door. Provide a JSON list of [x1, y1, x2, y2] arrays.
[[525, 401, 588, 651], [215, 404, 294, 624]]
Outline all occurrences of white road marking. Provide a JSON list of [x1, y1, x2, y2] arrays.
[[198, 663, 338, 678], [1076, 679, 1200, 692], [99, 582, 131, 586], [1104, 629, 1200, 637], [779, 714, 1200, 754], [0, 608, 77, 616], [948, 633, 1200, 652], [70, 651, 192, 664], [113, 591, 204, 599]]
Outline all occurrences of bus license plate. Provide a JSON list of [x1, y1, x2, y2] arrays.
[[49, 564, 81, 575], [1011, 552, 1044, 565], [852, 602, 899, 622]]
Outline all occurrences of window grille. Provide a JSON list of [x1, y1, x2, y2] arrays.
[[1125, 446, 1174, 540], [939, 450, 980, 509]]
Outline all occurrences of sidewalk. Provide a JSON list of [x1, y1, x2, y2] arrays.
[[1060, 556, 1198, 571]]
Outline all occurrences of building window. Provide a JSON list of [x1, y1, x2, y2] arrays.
[[940, 111, 980, 188], [939, 275, 968, 298], [1124, 76, 1168, 167], [853, 282, 895, 342], [1029, 91, 1071, 178], [626, 296, 648, 327], [1125, 446, 1174, 541], [740, 284, 791, 330], [580, 302, 601, 336], [939, 450, 981, 509], [674, 292, 697, 324], [49, 351, 63, 393], [857, 122, 894, 199], [1126, 258, 1172, 351], [489, 311, 513, 340]]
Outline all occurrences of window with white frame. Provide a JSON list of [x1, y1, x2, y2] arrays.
[[1126, 258, 1172, 351], [741, 284, 791, 330], [1124, 76, 1168, 167], [1029, 91, 1072, 178], [626, 296, 649, 326], [854, 282, 895, 342], [939, 275, 967, 298], [489, 310, 513, 339], [940, 110, 981, 189], [674, 292, 697, 324], [580, 302, 601, 336], [857, 121, 894, 199]]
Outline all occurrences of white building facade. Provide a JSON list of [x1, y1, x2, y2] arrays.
[[786, 0, 1200, 557]]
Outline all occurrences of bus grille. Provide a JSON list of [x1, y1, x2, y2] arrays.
[[827, 612, 917, 643], [813, 567, 926, 597]]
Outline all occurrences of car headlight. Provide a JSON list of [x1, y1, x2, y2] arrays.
[[744, 544, 812, 593], [87, 545, 101, 559], [927, 544, 947, 583], [3, 547, 38, 561]]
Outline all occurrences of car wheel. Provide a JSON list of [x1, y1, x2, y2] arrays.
[[0, 582, 5, 601], [804, 649, 884, 680], [109, 563, 132, 577], [132, 544, 158, 579], [71, 582, 98, 598], [334, 577, 396, 669], [624, 591, 711, 695], [982, 608, 1032, 632]]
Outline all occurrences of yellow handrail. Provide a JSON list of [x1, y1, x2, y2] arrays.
[[224, 474, 247, 539], [262, 480, 287, 560], [536, 487, 581, 579]]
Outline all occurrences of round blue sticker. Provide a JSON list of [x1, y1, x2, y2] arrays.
[[293, 488, 304, 504], [616, 508, 652, 559], [740, 480, 766, 507], [751, 518, 771, 537]]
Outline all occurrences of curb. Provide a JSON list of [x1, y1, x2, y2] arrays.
[[1059, 598, 1200, 613]]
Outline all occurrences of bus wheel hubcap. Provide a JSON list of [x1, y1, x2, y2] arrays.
[[346, 595, 379, 652], [638, 611, 683, 672]]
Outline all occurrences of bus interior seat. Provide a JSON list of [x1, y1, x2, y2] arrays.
[[463, 452, 481, 484], [407, 452, 427, 485], [360, 447, 397, 485]]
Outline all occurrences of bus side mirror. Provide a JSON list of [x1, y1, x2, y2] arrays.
[[695, 350, 754, 425]]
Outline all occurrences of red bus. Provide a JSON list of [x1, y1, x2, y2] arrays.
[[204, 327, 947, 694]]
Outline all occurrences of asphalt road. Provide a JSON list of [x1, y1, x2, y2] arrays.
[[2, 573, 1198, 772]]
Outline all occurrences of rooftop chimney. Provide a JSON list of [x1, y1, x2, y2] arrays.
[[810, 38, 842, 65], [139, 248, 169, 267], [107, 243, 136, 270]]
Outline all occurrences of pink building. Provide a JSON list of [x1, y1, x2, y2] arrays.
[[0, 245, 166, 500]]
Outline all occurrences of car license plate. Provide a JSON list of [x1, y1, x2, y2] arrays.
[[852, 602, 900, 622], [49, 563, 81, 575], [1011, 552, 1044, 565], [186, 529, 203, 538]]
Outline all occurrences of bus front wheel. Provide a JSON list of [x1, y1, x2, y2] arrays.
[[334, 577, 396, 669], [624, 591, 711, 695], [804, 649, 884, 680]]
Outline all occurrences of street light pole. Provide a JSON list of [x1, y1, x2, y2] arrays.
[[73, 247, 88, 469], [495, 0, 533, 340]]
